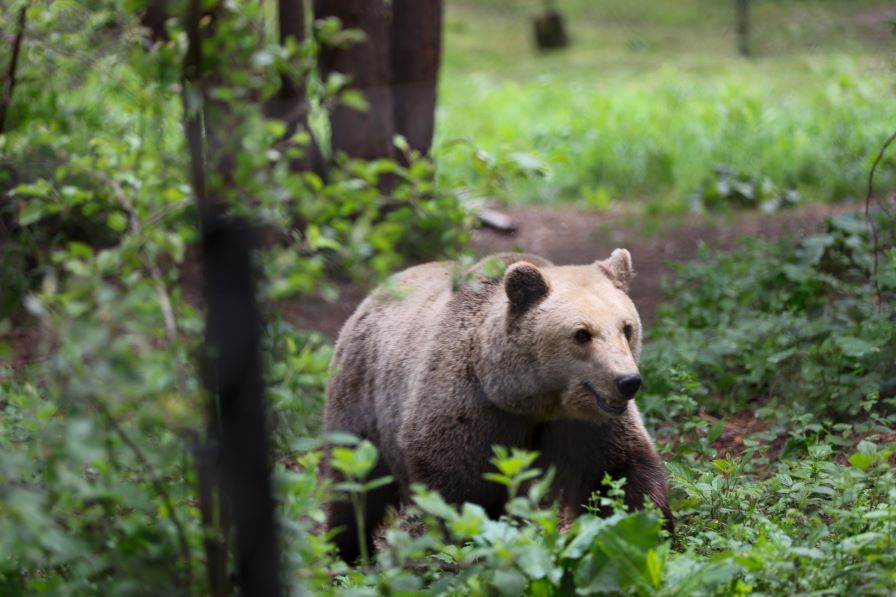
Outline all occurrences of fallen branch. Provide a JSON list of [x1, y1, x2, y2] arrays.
[[478, 207, 516, 233]]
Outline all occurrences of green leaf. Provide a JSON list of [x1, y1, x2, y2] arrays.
[[848, 452, 873, 471], [483, 472, 512, 487], [834, 335, 879, 358], [517, 544, 552, 580], [645, 548, 664, 589], [340, 89, 368, 112], [18, 200, 46, 226], [412, 490, 459, 522], [330, 440, 378, 478], [562, 515, 615, 560], [491, 568, 527, 596], [362, 475, 394, 492], [712, 458, 736, 475], [449, 502, 486, 538], [707, 418, 725, 443]]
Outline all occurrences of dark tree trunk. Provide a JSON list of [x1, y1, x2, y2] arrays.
[[0, 7, 26, 135], [183, 1, 283, 595], [735, 0, 750, 57], [314, 0, 395, 162], [533, 10, 568, 51], [201, 213, 281, 597], [391, 0, 443, 160], [270, 0, 326, 175], [140, 0, 168, 43]]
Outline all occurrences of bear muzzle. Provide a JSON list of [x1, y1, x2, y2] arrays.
[[583, 381, 629, 416]]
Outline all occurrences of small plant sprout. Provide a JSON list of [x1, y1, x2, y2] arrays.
[[330, 440, 394, 568]]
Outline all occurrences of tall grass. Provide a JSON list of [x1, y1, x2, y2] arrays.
[[436, 65, 896, 207]]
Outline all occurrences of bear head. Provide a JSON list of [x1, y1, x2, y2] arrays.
[[478, 249, 643, 423]]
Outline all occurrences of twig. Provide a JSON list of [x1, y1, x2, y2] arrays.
[[0, 7, 27, 134], [864, 128, 896, 303], [97, 173, 178, 344]]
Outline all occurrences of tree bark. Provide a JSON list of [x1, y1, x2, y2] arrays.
[[314, 0, 395, 162], [270, 0, 326, 175], [183, 1, 283, 595], [0, 7, 26, 135], [140, 0, 168, 43], [391, 0, 443, 160]]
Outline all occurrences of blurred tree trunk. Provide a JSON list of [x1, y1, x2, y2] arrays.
[[140, 0, 168, 43], [269, 0, 326, 175], [533, 8, 569, 51], [0, 6, 26, 135], [735, 0, 749, 57], [182, 1, 283, 595], [314, 0, 395, 163], [391, 0, 443, 161]]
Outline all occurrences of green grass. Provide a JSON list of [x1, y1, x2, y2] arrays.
[[435, 0, 896, 209]]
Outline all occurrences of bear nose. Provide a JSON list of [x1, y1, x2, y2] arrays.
[[616, 374, 642, 399]]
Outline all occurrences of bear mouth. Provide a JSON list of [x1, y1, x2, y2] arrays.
[[583, 382, 628, 416]]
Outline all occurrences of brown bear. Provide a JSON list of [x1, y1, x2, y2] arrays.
[[324, 251, 671, 562]]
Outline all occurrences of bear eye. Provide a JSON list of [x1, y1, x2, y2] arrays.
[[623, 323, 634, 341], [573, 329, 592, 344]]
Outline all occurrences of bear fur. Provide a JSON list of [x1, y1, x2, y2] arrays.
[[324, 251, 671, 561]]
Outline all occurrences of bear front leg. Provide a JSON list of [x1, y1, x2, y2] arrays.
[[617, 446, 674, 532]]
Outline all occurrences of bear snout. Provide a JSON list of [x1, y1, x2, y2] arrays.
[[615, 373, 642, 399]]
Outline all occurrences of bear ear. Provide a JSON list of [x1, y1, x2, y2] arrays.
[[504, 262, 550, 312], [597, 248, 634, 292]]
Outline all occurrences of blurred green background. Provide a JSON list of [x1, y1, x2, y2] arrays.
[[435, 0, 896, 210]]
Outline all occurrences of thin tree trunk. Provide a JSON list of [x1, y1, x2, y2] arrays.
[[314, 0, 394, 163], [735, 0, 749, 57], [270, 0, 326, 175], [391, 0, 443, 161], [140, 0, 168, 43], [0, 7, 27, 135], [183, 1, 283, 595]]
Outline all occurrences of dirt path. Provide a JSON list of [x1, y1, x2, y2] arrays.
[[287, 201, 854, 337], [1, 201, 856, 372]]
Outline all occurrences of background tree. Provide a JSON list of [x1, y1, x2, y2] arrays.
[[269, 0, 324, 175], [314, 0, 395, 164], [0, 6, 26, 134], [182, 2, 283, 594], [392, 0, 443, 160], [139, 0, 168, 43], [735, 0, 750, 56]]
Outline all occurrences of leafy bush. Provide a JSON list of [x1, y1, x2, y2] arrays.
[[690, 164, 800, 213], [640, 212, 896, 420]]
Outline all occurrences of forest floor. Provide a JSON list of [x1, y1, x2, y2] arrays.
[[284, 200, 855, 338], [0, 200, 869, 464]]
